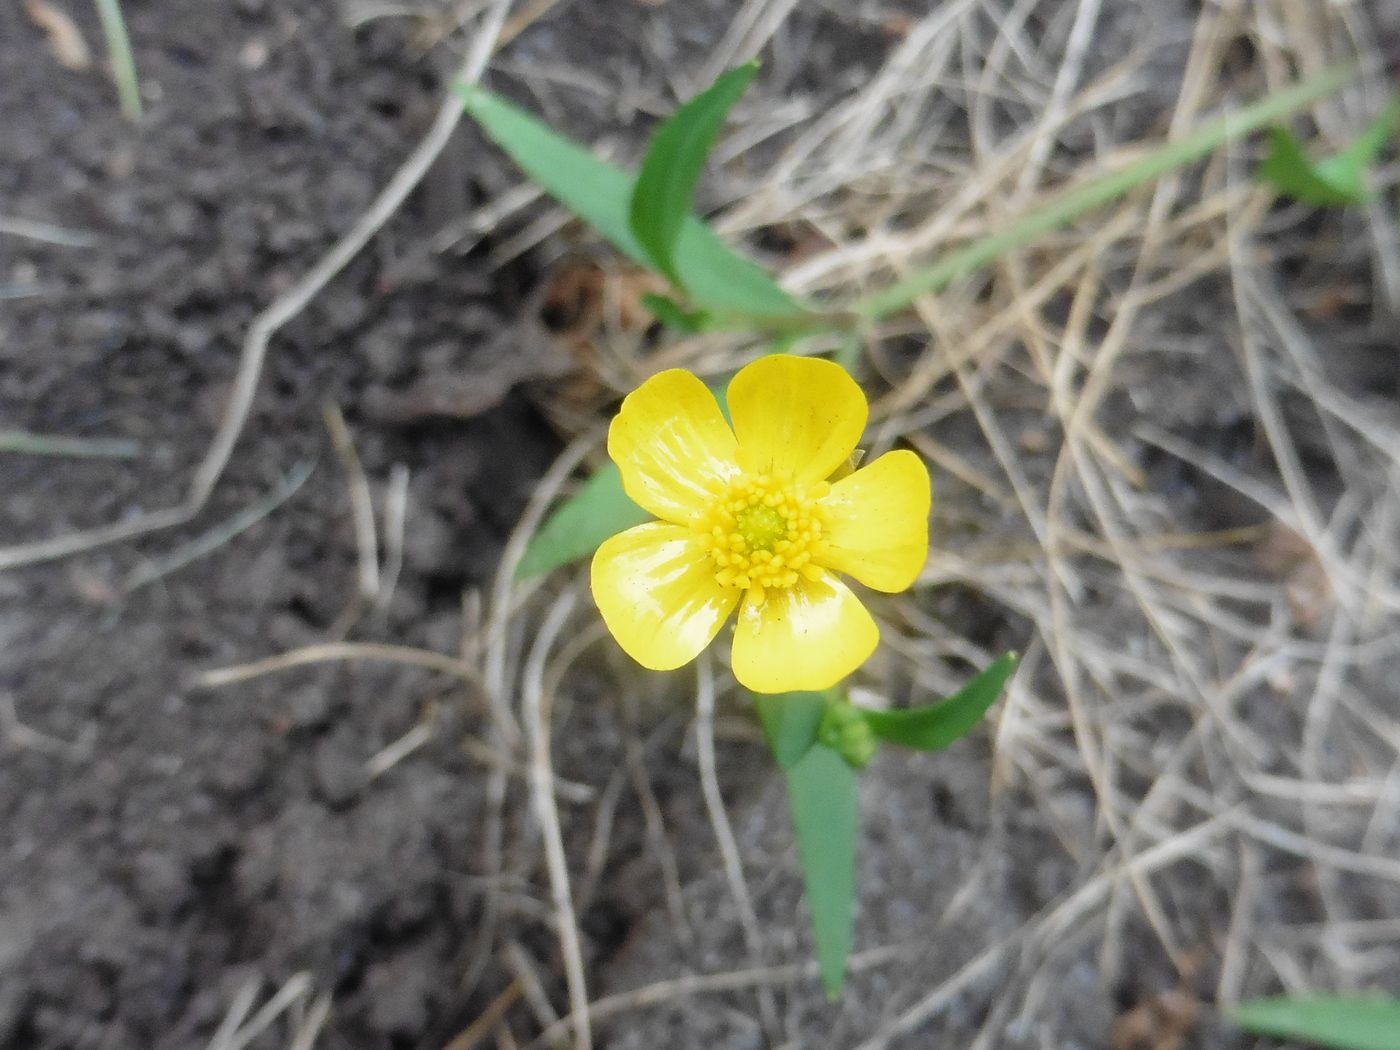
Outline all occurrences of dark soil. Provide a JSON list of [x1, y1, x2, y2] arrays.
[[2, 3, 568, 1047], [1, 2, 914, 1048]]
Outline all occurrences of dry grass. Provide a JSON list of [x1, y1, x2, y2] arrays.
[[460, 0, 1400, 1045]]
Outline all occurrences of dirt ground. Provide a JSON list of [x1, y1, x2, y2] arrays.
[[5, 1, 1400, 1049]]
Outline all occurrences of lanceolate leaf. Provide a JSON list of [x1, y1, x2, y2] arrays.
[[754, 691, 829, 770], [456, 83, 805, 322], [1259, 127, 1364, 206], [1232, 996, 1400, 1050], [862, 653, 1017, 751], [1260, 97, 1400, 206], [514, 463, 649, 580], [630, 63, 758, 284], [1339, 96, 1400, 173], [641, 292, 709, 333], [784, 742, 859, 998]]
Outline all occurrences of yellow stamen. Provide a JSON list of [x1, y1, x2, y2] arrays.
[[695, 472, 828, 600]]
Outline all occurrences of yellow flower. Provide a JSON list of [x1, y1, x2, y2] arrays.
[[590, 354, 931, 693]]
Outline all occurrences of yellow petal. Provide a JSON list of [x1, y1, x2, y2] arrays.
[[608, 369, 740, 524], [730, 572, 878, 693], [818, 449, 931, 592], [726, 354, 867, 485], [591, 522, 740, 671]]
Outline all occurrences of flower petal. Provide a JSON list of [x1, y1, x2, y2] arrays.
[[608, 369, 740, 524], [730, 572, 878, 693], [818, 449, 931, 592], [591, 522, 740, 671], [727, 355, 867, 485]]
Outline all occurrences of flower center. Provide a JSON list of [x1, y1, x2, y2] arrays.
[[734, 503, 787, 552], [697, 473, 829, 603]]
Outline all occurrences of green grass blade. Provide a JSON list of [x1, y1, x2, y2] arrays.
[[93, 0, 142, 120], [784, 742, 859, 997], [1339, 96, 1400, 172], [856, 64, 1354, 321], [862, 653, 1017, 751], [0, 430, 141, 459], [1232, 996, 1400, 1050], [456, 83, 805, 321], [514, 463, 649, 580], [630, 63, 758, 284], [754, 691, 830, 770]]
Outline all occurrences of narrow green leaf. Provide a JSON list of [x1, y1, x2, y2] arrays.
[[1340, 97, 1400, 170], [856, 64, 1355, 320], [641, 292, 708, 333], [94, 0, 143, 121], [754, 691, 830, 770], [1319, 99, 1395, 203], [630, 63, 758, 284], [1259, 127, 1365, 205], [862, 653, 1017, 751], [785, 742, 858, 997], [1232, 996, 1400, 1050], [514, 463, 649, 580], [1261, 97, 1400, 207], [456, 83, 806, 322]]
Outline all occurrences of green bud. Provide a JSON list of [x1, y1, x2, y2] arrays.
[[818, 699, 878, 768]]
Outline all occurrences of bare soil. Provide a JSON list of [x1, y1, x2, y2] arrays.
[[3, 3, 565, 1046], [5, 2, 1400, 1050]]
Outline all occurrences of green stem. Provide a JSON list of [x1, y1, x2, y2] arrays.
[[94, 0, 143, 121], [853, 64, 1355, 321], [0, 430, 141, 459]]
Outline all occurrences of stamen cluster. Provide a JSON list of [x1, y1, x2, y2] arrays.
[[696, 473, 830, 605]]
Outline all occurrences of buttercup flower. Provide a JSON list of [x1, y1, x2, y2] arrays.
[[590, 354, 931, 693]]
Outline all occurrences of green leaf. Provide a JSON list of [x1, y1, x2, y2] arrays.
[[456, 83, 806, 322], [640, 292, 709, 333], [784, 742, 858, 997], [630, 63, 758, 284], [1260, 97, 1400, 207], [757, 691, 860, 994], [862, 653, 1017, 751], [1340, 97, 1400, 170], [754, 691, 830, 770], [1232, 996, 1400, 1050], [514, 463, 649, 580], [1259, 128, 1365, 205]]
